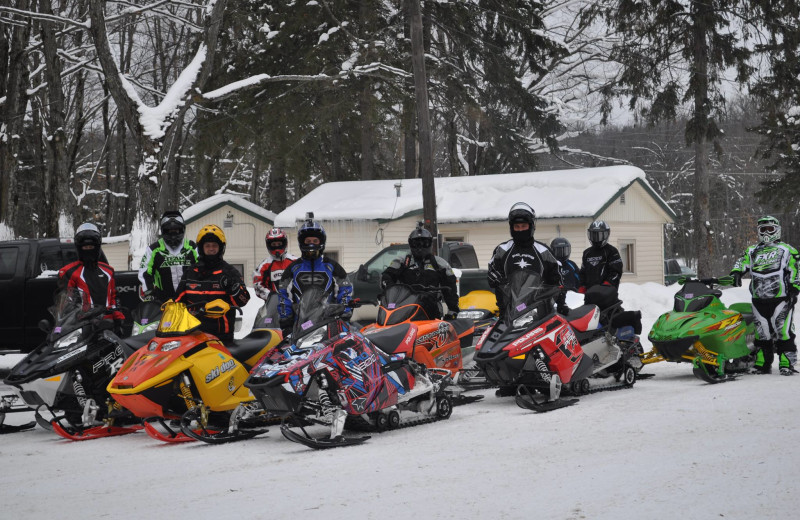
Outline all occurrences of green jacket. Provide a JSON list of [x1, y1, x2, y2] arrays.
[[138, 238, 198, 301], [731, 241, 800, 299]]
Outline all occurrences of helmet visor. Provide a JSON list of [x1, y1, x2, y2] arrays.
[[409, 237, 433, 249]]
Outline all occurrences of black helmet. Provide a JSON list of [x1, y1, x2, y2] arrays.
[[298, 214, 326, 260], [508, 202, 536, 245], [160, 210, 186, 248], [408, 222, 433, 260], [74, 222, 102, 264], [550, 237, 571, 262], [588, 220, 610, 247]]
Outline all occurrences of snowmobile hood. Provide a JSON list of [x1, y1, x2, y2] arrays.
[[108, 331, 221, 394], [5, 330, 101, 386], [648, 309, 745, 343]]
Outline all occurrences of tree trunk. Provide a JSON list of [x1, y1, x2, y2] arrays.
[[0, 0, 32, 236], [269, 156, 288, 213], [410, 0, 437, 247], [402, 97, 417, 179], [691, 2, 712, 277], [39, 0, 72, 237]]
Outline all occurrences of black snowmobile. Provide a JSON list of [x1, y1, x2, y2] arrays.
[[2, 289, 146, 438]]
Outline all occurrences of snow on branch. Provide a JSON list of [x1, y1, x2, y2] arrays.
[[202, 62, 411, 101], [0, 6, 88, 29]]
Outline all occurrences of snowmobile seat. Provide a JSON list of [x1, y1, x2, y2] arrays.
[[585, 285, 620, 310], [566, 305, 600, 332], [364, 324, 415, 355], [449, 318, 475, 338], [124, 330, 156, 351], [228, 336, 272, 366], [610, 310, 642, 335]]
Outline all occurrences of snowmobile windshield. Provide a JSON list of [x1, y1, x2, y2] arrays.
[[158, 301, 202, 336], [293, 286, 344, 340], [503, 271, 556, 325], [378, 284, 429, 325], [674, 281, 719, 312], [254, 293, 280, 329], [48, 288, 103, 340]]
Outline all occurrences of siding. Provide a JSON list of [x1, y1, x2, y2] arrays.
[[101, 241, 131, 271]]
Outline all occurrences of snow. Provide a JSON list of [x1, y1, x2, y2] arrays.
[[273, 166, 666, 227], [2, 282, 799, 519], [182, 193, 277, 223]]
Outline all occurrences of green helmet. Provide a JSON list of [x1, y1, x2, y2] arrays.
[[757, 215, 781, 244]]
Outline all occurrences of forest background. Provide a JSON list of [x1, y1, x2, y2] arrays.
[[3, 0, 800, 274]]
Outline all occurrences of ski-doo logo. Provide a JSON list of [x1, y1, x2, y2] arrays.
[[92, 346, 124, 374], [205, 359, 237, 383]]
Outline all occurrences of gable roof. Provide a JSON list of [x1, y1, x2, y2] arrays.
[[183, 194, 276, 225], [274, 166, 674, 227]]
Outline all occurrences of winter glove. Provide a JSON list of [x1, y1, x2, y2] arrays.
[[717, 275, 736, 287], [114, 319, 125, 337], [557, 305, 570, 316]]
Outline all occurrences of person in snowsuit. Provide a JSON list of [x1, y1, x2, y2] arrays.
[[175, 225, 250, 344], [381, 222, 460, 320], [729, 216, 800, 375], [58, 223, 126, 334], [253, 228, 297, 301], [551, 237, 581, 292], [579, 220, 623, 292], [488, 202, 564, 318], [277, 216, 353, 336], [138, 210, 198, 303]]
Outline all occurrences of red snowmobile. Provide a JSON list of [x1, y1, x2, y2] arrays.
[[474, 272, 596, 412]]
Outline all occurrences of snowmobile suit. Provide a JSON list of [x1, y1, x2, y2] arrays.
[[381, 253, 460, 319], [731, 241, 800, 371], [58, 261, 125, 323], [253, 254, 298, 301], [175, 260, 250, 343], [558, 258, 581, 292], [138, 238, 198, 302], [277, 256, 353, 326], [487, 239, 563, 317], [579, 243, 623, 290]]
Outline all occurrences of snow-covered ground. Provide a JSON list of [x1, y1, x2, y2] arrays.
[[2, 283, 799, 519]]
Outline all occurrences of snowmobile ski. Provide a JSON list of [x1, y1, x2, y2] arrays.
[[178, 407, 268, 444], [514, 385, 578, 413], [51, 421, 143, 441], [142, 417, 197, 443], [0, 395, 36, 433], [280, 417, 370, 450], [0, 419, 36, 434], [451, 394, 484, 406], [692, 362, 739, 384]]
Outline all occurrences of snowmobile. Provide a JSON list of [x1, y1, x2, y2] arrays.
[[474, 271, 596, 412], [457, 289, 499, 337], [643, 277, 755, 383], [2, 289, 143, 439], [107, 299, 281, 443], [245, 286, 453, 449], [558, 285, 645, 395], [360, 283, 482, 397], [130, 298, 163, 337]]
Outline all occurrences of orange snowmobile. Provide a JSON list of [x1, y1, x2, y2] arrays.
[[360, 284, 483, 400]]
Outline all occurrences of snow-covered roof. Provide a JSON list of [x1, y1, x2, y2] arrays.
[[183, 193, 276, 224], [274, 166, 674, 227]]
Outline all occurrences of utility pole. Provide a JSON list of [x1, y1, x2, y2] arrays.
[[409, 0, 438, 252]]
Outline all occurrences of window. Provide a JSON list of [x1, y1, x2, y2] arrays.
[[444, 236, 465, 242], [38, 247, 68, 274], [324, 250, 340, 263], [230, 263, 245, 279], [619, 241, 635, 274], [367, 248, 406, 275], [0, 247, 19, 279]]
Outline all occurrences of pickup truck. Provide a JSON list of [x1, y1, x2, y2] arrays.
[[350, 241, 492, 320], [0, 239, 141, 352], [664, 259, 696, 286]]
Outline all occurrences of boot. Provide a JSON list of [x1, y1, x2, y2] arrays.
[[749, 349, 770, 374], [779, 352, 798, 376]]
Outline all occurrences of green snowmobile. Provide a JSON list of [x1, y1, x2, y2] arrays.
[[642, 277, 756, 383]]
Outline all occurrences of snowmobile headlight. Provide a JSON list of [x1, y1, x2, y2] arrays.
[[54, 329, 82, 351], [458, 310, 486, 320], [161, 341, 182, 352], [513, 309, 539, 328], [297, 327, 326, 349]]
